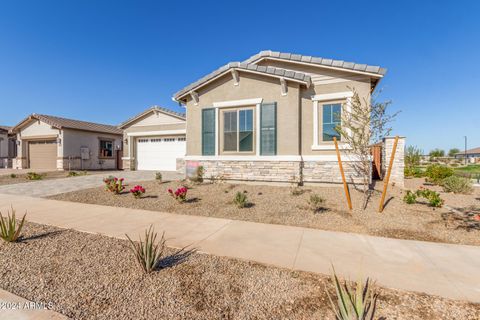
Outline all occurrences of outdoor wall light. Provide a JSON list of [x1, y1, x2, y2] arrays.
[[56, 137, 62, 145]]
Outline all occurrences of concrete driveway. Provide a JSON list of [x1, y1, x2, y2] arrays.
[[0, 170, 182, 197]]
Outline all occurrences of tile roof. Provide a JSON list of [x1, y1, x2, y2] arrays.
[[119, 106, 185, 129], [13, 114, 123, 135], [243, 50, 387, 76], [456, 147, 480, 155], [173, 61, 312, 100], [0, 126, 12, 132]]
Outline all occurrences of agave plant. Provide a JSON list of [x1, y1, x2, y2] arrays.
[[327, 267, 379, 320], [126, 226, 166, 273], [0, 207, 26, 242]]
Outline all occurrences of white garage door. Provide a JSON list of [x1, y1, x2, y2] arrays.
[[136, 136, 186, 171]]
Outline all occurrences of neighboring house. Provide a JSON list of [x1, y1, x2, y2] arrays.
[[119, 106, 186, 171], [455, 148, 480, 163], [173, 50, 395, 184], [12, 114, 123, 170], [0, 126, 17, 168]]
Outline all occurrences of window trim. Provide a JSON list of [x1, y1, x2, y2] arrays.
[[312, 94, 352, 151], [221, 107, 255, 154], [99, 138, 115, 159]]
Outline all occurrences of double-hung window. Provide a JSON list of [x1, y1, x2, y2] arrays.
[[322, 103, 342, 141], [223, 108, 253, 152]]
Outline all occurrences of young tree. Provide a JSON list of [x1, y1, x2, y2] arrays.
[[405, 145, 423, 168], [448, 148, 460, 157], [429, 148, 445, 159], [336, 88, 399, 209]]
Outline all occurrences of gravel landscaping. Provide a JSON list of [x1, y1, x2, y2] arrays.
[[1, 222, 479, 320], [48, 177, 480, 246], [0, 171, 87, 186]]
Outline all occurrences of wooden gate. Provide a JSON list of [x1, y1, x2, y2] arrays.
[[371, 143, 382, 180]]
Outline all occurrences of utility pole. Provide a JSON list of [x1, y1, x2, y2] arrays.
[[464, 136, 468, 165]]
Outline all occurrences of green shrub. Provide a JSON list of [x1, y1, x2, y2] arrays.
[[290, 187, 304, 196], [0, 207, 26, 242], [424, 164, 453, 185], [308, 194, 326, 213], [404, 166, 424, 178], [190, 166, 204, 183], [327, 267, 379, 320], [126, 226, 166, 274], [442, 176, 473, 194], [403, 190, 417, 204], [26, 172, 42, 180], [155, 172, 162, 182], [416, 188, 444, 207], [67, 171, 87, 177], [9, 173, 17, 178], [233, 191, 248, 208]]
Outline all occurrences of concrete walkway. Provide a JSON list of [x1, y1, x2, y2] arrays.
[[0, 170, 181, 197], [0, 194, 479, 303], [0, 288, 68, 319]]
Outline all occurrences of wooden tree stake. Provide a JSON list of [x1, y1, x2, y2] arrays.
[[333, 137, 352, 211], [378, 136, 399, 213]]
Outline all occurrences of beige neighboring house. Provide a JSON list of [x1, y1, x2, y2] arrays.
[[12, 114, 123, 170], [455, 147, 480, 163], [119, 106, 186, 171], [173, 50, 404, 185], [0, 126, 17, 168]]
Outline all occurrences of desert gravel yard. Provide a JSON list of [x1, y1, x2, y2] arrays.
[[49, 178, 480, 246], [0, 171, 86, 186], [1, 222, 479, 320]]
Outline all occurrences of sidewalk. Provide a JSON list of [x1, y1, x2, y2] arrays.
[[0, 193, 479, 303], [0, 288, 68, 320]]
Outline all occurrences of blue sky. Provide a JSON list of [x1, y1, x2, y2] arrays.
[[0, 0, 478, 153]]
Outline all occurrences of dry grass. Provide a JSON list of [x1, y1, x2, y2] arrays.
[[0, 222, 478, 320], [48, 178, 480, 246]]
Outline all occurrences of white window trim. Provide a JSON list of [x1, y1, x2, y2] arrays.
[[212, 98, 263, 156], [312, 93, 353, 150], [127, 129, 186, 137], [312, 91, 353, 102], [213, 98, 263, 108], [221, 107, 255, 153]]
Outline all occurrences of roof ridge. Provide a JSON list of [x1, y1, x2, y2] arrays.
[[243, 50, 387, 75], [34, 113, 119, 128]]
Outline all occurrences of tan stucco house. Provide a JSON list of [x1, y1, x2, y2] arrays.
[[119, 106, 186, 171], [12, 114, 123, 170], [0, 126, 16, 168], [173, 50, 389, 184]]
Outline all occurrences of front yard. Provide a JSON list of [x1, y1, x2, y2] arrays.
[[48, 176, 480, 246], [0, 170, 88, 186], [1, 222, 478, 319]]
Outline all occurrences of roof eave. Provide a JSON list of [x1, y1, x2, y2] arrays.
[[173, 67, 311, 102]]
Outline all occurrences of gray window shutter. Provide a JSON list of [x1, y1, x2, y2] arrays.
[[202, 108, 215, 155], [260, 102, 277, 155]]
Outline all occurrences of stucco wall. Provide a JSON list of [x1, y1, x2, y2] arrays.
[[184, 72, 301, 156], [20, 120, 59, 137], [300, 79, 372, 156], [61, 129, 122, 170], [0, 133, 8, 158]]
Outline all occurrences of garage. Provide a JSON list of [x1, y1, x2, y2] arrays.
[[136, 136, 186, 171], [28, 140, 57, 169]]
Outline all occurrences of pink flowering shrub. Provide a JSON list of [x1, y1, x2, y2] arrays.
[[130, 185, 146, 199], [168, 187, 187, 203], [103, 176, 125, 194]]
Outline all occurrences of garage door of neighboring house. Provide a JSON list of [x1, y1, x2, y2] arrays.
[[29, 140, 57, 169], [136, 136, 185, 171]]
